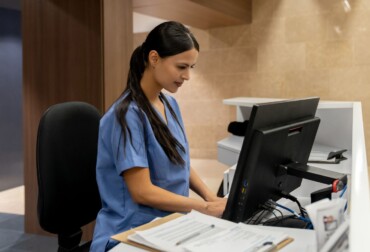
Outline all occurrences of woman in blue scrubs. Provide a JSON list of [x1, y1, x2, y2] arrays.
[[90, 21, 226, 251]]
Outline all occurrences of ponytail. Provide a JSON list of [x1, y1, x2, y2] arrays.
[[116, 21, 198, 166]]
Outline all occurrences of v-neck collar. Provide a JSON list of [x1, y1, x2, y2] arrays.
[[152, 96, 168, 126]]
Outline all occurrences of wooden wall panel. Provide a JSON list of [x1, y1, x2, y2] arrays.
[[22, 0, 132, 240], [22, 0, 103, 236], [103, 0, 133, 109]]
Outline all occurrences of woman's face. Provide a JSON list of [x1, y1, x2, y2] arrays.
[[152, 48, 199, 93]]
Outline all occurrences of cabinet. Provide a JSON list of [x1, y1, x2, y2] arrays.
[[217, 97, 370, 252]]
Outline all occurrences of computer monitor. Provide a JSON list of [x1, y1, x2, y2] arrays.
[[222, 97, 321, 223]]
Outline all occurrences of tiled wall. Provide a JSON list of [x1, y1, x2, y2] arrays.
[[134, 0, 370, 162]]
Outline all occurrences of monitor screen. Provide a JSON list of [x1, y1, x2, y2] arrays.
[[222, 97, 320, 223]]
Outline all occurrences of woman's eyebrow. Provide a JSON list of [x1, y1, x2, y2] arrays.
[[177, 63, 197, 67]]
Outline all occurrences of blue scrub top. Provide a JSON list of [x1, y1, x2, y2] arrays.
[[90, 93, 190, 252]]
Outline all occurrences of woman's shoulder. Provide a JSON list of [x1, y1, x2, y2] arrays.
[[101, 94, 142, 123]]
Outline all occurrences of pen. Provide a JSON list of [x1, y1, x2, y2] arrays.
[[254, 241, 278, 252], [175, 224, 215, 246]]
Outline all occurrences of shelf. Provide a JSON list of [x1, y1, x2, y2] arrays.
[[218, 136, 352, 175], [223, 97, 356, 109]]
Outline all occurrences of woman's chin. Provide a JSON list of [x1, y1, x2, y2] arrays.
[[164, 87, 179, 93]]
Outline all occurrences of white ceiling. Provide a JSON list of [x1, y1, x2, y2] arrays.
[[133, 12, 167, 33]]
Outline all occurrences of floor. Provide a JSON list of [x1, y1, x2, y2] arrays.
[[0, 186, 59, 252], [0, 159, 228, 251], [0, 152, 23, 192]]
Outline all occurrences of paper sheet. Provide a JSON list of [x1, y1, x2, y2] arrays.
[[128, 210, 289, 252], [184, 222, 288, 252]]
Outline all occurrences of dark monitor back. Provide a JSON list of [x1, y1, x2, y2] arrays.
[[247, 97, 319, 134], [222, 97, 320, 223]]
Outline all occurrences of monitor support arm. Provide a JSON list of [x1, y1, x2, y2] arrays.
[[279, 162, 348, 202]]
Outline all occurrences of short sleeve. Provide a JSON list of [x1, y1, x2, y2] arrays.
[[111, 104, 149, 175]]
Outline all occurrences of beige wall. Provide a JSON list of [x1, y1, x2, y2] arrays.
[[134, 0, 370, 163]]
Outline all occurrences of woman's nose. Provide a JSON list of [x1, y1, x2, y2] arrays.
[[181, 69, 190, 80]]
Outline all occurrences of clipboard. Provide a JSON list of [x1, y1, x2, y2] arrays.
[[276, 237, 294, 251], [111, 213, 183, 251], [111, 213, 294, 252]]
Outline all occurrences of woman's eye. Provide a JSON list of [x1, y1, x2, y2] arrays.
[[177, 66, 186, 70]]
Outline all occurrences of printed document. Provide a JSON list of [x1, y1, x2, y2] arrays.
[[128, 210, 289, 252]]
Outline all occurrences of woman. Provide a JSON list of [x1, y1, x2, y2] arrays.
[[91, 21, 226, 251]]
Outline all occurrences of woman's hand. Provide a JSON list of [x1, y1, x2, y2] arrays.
[[203, 199, 227, 218]]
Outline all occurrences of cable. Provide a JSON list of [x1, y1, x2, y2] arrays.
[[280, 191, 306, 218], [246, 208, 265, 225], [266, 204, 284, 220], [262, 201, 312, 228], [340, 184, 347, 198], [263, 202, 284, 219], [254, 209, 267, 224], [249, 201, 283, 225], [261, 204, 279, 220], [274, 202, 311, 223], [260, 203, 284, 225], [306, 222, 313, 230], [339, 184, 348, 212], [247, 209, 266, 225]]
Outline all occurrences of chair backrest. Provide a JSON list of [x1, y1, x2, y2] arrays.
[[36, 102, 102, 250]]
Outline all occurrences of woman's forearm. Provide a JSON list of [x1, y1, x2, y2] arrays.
[[123, 167, 224, 217], [189, 167, 218, 201]]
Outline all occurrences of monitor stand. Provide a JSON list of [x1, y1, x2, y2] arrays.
[[278, 162, 348, 192], [263, 163, 348, 229]]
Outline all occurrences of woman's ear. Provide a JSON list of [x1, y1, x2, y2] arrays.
[[148, 50, 159, 68]]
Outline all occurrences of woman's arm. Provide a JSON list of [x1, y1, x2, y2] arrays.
[[189, 167, 220, 202], [123, 167, 225, 217]]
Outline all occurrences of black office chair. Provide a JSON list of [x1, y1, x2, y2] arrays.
[[36, 102, 102, 252]]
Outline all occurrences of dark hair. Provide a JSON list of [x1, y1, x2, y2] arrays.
[[116, 21, 199, 165]]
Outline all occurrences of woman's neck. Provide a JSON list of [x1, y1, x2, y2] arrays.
[[140, 69, 162, 103]]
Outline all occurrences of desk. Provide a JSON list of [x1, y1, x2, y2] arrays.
[[218, 97, 370, 252], [110, 243, 147, 252], [111, 97, 368, 251]]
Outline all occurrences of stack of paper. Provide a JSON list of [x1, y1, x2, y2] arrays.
[[127, 211, 290, 252]]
